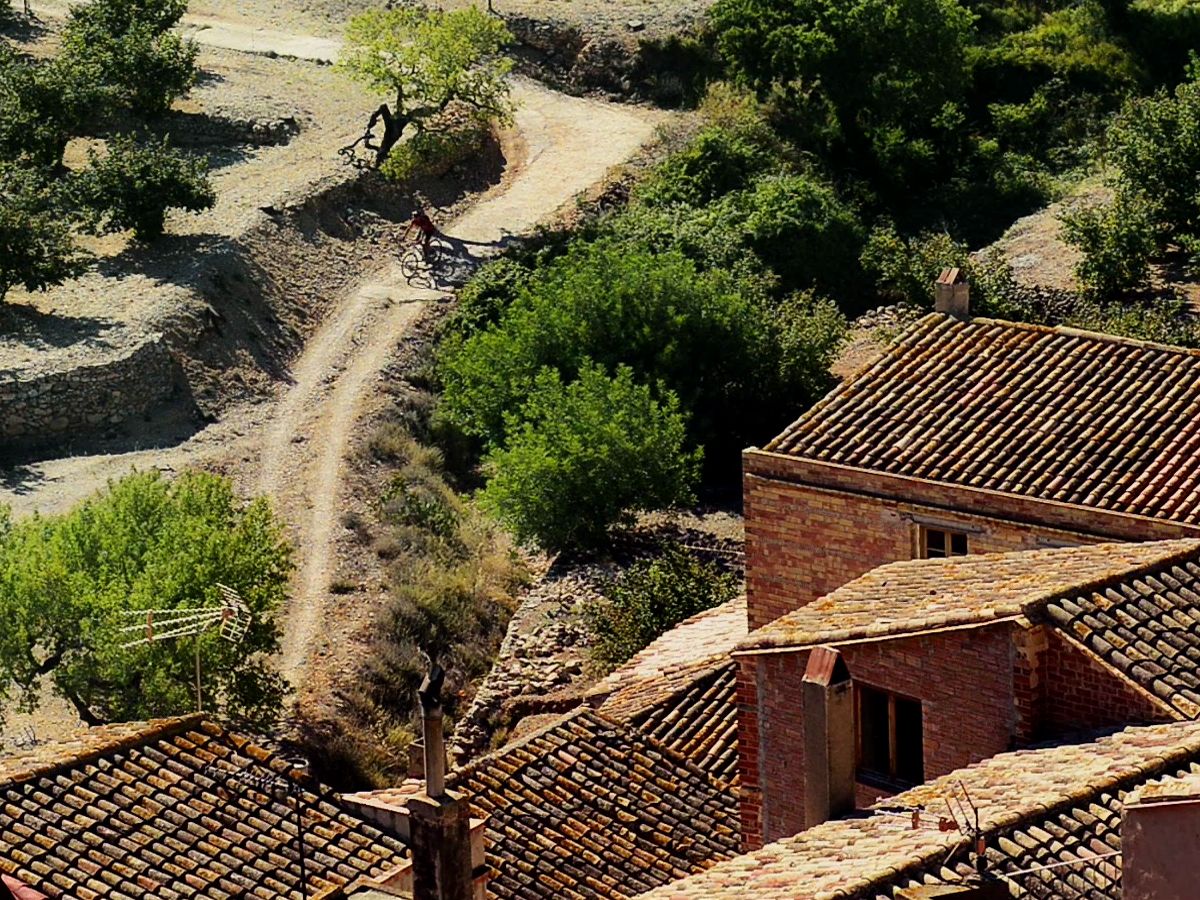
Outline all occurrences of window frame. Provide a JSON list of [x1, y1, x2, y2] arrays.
[[854, 683, 925, 791], [920, 525, 969, 559]]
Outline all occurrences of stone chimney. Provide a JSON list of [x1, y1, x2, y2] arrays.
[[1123, 773, 1200, 900], [408, 663, 475, 900], [934, 267, 970, 318], [801, 647, 855, 828]]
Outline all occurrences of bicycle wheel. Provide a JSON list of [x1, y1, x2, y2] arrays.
[[426, 237, 450, 269], [400, 247, 421, 280]]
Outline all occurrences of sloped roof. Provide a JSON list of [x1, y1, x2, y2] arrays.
[[0, 716, 407, 899], [1046, 553, 1200, 719], [584, 597, 745, 788], [620, 662, 739, 787], [585, 595, 747, 712], [641, 720, 1200, 900], [767, 314, 1200, 524], [451, 708, 739, 900], [738, 540, 1200, 653]]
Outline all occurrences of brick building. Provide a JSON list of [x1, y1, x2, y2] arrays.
[[745, 313, 1200, 631], [735, 538, 1200, 847]]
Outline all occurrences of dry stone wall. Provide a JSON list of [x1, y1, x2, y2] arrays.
[[0, 334, 177, 449]]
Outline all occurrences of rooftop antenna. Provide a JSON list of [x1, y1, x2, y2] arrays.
[[118, 584, 251, 713]]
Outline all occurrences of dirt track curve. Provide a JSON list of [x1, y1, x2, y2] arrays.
[[1, 12, 666, 689]]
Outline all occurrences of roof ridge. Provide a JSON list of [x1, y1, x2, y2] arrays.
[[0, 714, 204, 788], [968, 314, 1200, 359]]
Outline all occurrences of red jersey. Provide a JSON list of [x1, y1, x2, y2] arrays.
[[412, 212, 436, 235]]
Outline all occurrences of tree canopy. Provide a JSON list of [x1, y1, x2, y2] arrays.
[[337, 6, 513, 169], [0, 0, 211, 303], [0, 471, 292, 731]]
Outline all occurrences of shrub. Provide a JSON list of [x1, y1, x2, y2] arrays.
[[437, 239, 778, 457], [479, 364, 701, 550], [636, 123, 779, 208], [441, 256, 533, 339], [586, 545, 739, 669], [380, 108, 492, 183], [723, 173, 867, 301], [0, 165, 89, 302], [861, 224, 971, 306], [76, 136, 215, 241], [1060, 192, 1157, 296]]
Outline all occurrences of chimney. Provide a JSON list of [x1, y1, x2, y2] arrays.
[[408, 663, 475, 900], [934, 268, 970, 318], [801, 647, 855, 828], [1123, 774, 1200, 900]]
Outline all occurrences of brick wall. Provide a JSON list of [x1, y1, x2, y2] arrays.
[[739, 623, 1017, 848], [744, 474, 1106, 630], [1038, 630, 1175, 734]]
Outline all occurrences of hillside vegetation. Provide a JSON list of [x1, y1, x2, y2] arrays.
[[433, 0, 1200, 551]]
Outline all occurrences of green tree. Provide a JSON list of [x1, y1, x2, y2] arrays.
[[0, 46, 95, 169], [436, 240, 780, 459], [337, 7, 513, 168], [479, 364, 700, 550], [1104, 67, 1200, 248], [0, 166, 89, 303], [0, 471, 292, 731], [59, 0, 198, 116], [76, 136, 216, 240], [586, 545, 739, 668], [710, 0, 975, 182]]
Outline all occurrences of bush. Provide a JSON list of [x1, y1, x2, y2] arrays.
[[637, 123, 779, 208], [442, 256, 533, 339], [0, 165, 89, 302], [380, 108, 492, 183], [479, 364, 700, 550], [77, 136, 215, 240], [861, 224, 970, 306], [586, 545, 739, 669], [1104, 67, 1200, 246], [0, 471, 291, 730], [723, 173, 868, 301], [436, 239, 779, 457], [1060, 192, 1157, 296]]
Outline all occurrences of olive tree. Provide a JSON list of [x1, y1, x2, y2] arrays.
[[337, 6, 514, 168]]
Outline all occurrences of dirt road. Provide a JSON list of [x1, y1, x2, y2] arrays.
[[2, 13, 666, 692]]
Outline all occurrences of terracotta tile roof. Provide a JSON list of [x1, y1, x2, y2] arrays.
[[449, 707, 739, 900], [586, 596, 747, 710], [1045, 554, 1200, 719], [0, 715, 407, 899], [739, 540, 1200, 653], [622, 662, 739, 786], [768, 314, 1200, 524], [641, 720, 1200, 900], [585, 597, 745, 787]]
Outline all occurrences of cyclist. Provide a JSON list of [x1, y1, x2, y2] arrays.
[[404, 207, 439, 260]]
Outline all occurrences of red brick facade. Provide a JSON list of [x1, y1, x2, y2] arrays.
[[744, 450, 1200, 630], [737, 621, 1181, 849]]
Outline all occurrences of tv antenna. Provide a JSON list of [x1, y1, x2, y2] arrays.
[[118, 584, 251, 713]]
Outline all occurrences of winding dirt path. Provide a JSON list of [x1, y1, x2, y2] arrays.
[[2, 10, 667, 690]]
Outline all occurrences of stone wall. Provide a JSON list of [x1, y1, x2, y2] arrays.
[[0, 334, 177, 449]]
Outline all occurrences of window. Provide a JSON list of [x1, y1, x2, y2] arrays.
[[922, 526, 968, 559], [855, 684, 924, 789]]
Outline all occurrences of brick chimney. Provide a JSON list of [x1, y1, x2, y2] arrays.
[[1123, 773, 1200, 900], [801, 647, 855, 828], [406, 663, 476, 900], [934, 268, 970, 318]]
